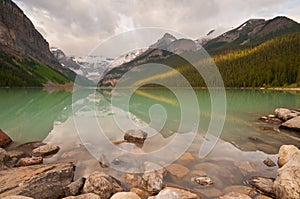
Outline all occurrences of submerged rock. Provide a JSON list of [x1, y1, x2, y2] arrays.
[[31, 144, 60, 157], [277, 145, 299, 167], [15, 156, 43, 167], [0, 129, 12, 148], [0, 148, 11, 170], [83, 171, 123, 199], [124, 129, 147, 144], [218, 192, 251, 199], [263, 158, 276, 167], [247, 176, 275, 197], [273, 151, 300, 199], [16, 141, 46, 155], [193, 176, 213, 186], [280, 116, 300, 132], [166, 163, 189, 178], [259, 116, 282, 125], [0, 162, 75, 198]]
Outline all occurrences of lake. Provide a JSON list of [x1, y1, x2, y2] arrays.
[[1, 88, 300, 198]]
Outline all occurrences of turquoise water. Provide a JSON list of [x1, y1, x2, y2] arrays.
[[1, 88, 299, 198]]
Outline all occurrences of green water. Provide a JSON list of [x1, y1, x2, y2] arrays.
[[1, 88, 300, 198]]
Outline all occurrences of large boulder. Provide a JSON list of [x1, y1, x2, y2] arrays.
[[275, 108, 296, 121], [277, 145, 299, 167], [280, 116, 300, 132], [0, 129, 12, 148], [83, 171, 123, 199], [273, 151, 300, 199], [0, 162, 75, 198]]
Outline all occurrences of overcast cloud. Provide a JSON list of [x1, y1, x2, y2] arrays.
[[13, 0, 300, 56]]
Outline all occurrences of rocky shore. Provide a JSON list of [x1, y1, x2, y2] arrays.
[[0, 122, 299, 198]]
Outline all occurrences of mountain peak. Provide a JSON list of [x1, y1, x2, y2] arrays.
[[150, 33, 177, 50]]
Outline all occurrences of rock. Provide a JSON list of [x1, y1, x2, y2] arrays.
[[0, 129, 12, 148], [142, 162, 164, 193], [0, 147, 11, 170], [123, 173, 140, 188], [259, 116, 282, 125], [124, 129, 147, 144], [165, 163, 189, 178], [15, 156, 43, 167], [110, 192, 141, 199], [218, 192, 251, 199], [273, 150, 300, 199], [130, 188, 150, 199], [277, 145, 299, 167], [193, 176, 213, 186], [7, 150, 26, 159], [31, 144, 60, 157], [17, 141, 46, 154], [0, 162, 75, 198], [83, 171, 123, 199], [255, 195, 273, 199], [159, 187, 200, 199], [268, 114, 275, 118], [223, 185, 253, 195], [64, 177, 85, 196], [98, 154, 109, 168], [247, 176, 275, 197], [263, 158, 276, 167], [2, 196, 34, 199], [179, 152, 194, 162], [234, 160, 259, 175], [280, 116, 300, 131], [152, 188, 180, 199], [275, 108, 294, 121], [63, 193, 100, 199], [198, 187, 222, 198]]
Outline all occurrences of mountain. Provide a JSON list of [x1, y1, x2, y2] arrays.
[[204, 16, 300, 51], [99, 16, 300, 88], [0, 0, 76, 87]]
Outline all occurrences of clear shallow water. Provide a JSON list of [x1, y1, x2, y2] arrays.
[[1, 88, 300, 198]]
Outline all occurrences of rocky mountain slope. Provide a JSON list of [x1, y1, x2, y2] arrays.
[[98, 16, 300, 88], [204, 16, 300, 50], [0, 0, 79, 87]]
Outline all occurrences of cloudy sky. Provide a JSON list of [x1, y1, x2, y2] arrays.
[[13, 0, 300, 56]]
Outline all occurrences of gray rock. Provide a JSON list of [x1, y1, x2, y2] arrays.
[[275, 108, 294, 121], [273, 150, 300, 199], [142, 162, 164, 193], [83, 171, 123, 199], [263, 158, 276, 167], [247, 176, 275, 197], [0, 148, 11, 170], [124, 129, 147, 144], [277, 145, 299, 167], [110, 192, 141, 199], [64, 177, 85, 196], [158, 187, 200, 199], [280, 116, 300, 131], [15, 156, 43, 167], [218, 192, 251, 199], [193, 176, 213, 186], [0, 162, 75, 198], [63, 193, 100, 199], [31, 144, 60, 157]]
